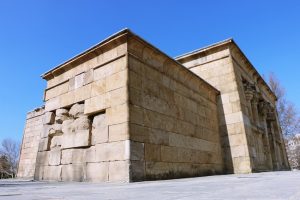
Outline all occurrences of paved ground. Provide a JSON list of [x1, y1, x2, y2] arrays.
[[1, 171, 300, 200]]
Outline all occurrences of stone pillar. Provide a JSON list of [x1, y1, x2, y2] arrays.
[[259, 101, 273, 170], [251, 95, 259, 126], [244, 89, 254, 123], [273, 110, 290, 169], [267, 108, 279, 170]]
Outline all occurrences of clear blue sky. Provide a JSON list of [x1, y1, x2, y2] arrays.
[[0, 0, 299, 143]]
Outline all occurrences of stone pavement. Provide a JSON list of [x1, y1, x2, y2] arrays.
[[1, 171, 300, 200]]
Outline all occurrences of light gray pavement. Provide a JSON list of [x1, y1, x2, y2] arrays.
[[1, 171, 300, 200]]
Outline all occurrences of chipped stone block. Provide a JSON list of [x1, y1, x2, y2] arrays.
[[50, 136, 62, 149], [43, 112, 55, 125], [49, 124, 63, 137], [61, 164, 85, 182], [41, 125, 51, 138], [86, 162, 108, 182], [55, 108, 69, 124], [49, 148, 61, 166], [109, 160, 130, 182], [62, 119, 74, 133], [69, 103, 84, 118], [93, 113, 107, 128], [38, 138, 49, 152], [74, 130, 91, 148], [73, 116, 91, 131]]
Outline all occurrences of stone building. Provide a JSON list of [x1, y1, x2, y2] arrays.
[[17, 29, 289, 182]]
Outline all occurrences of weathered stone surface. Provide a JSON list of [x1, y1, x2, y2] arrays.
[[69, 103, 84, 118], [49, 148, 61, 166], [43, 112, 55, 125], [50, 136, 62, 149], [43, 165, 62, 181], [95, 140, 130, 162], [61, 164, 85, 182], [86, 163, 108, 182], [91, 113, 108, 145], [38, 138, 49, 152], [55, 109, 69, 124], [109, 160, 130, 182]]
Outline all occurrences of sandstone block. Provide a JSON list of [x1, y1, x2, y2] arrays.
[[50, 136, 62, 149], [61, 164, 85, 182], [61, 149, 85, 165], [84, 94, 106, 115], [69, 103, 84, 118], [36, 151, 49, 165], [145, 143, 161, 161], [106, 70, 128, 92], [38, 138, 49, 152], [55, 108, 69, 124], [107, 104, 129, 125], [73, 116, 91, 131], [92, 126, 108, 145], [95, 140, 130, 162], [93, 113, 107, 128], [62, 119, 74, 134], [130, 141, 144, 161], [86, 162, 108, 182], [43, 112, 55, 125], [48, 124, 63, 137], [74, 84, 92, 103], [84, 146, 96, 163], [91, 78, 106, 97], [109, 160, 130, 182], [61, 149, 72, 165], [130, 161, 145, 182], [41, 125, 51, 138], [43, 165, 62, 181], [84, 69, 93, 85], [109, 122, 129, 142], [49, 148, 61, 166], [73, 130, 91, 148]]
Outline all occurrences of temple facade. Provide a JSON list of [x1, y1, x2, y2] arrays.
[[17, 29, 289, 182]]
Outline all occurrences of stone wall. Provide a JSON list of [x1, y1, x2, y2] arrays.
[[127, 36, 224, 180], [177, 46, 251, 174], [176, 40, 289, 173], [26, 34, 132, 182], [18, 107, 44, 178]]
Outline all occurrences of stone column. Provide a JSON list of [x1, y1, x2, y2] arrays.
[[267, 108, 279, 170], [251, 95, 259, 126], [259, 101, 273, 170], [273, 110, 290, 169], [244, 89, 254, 123]]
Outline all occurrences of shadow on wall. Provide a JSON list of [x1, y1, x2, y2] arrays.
[[217, 95, 234, 174]]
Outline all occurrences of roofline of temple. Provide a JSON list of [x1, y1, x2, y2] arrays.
[[41, 28, 220, 94], [175, 39, 277, 101], [41, 28, 130, 79]]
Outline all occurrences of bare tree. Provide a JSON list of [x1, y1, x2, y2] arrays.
[[268, 73, 300, 138], [268, 73, 300, 169], [0, 138, 20, 178]]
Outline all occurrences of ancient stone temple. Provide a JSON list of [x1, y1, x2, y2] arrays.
[[17, 29, 289, 182]]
